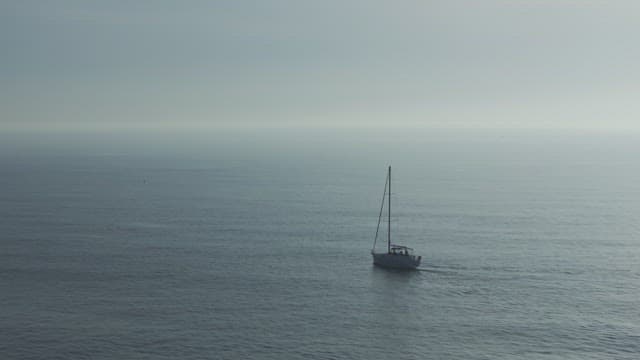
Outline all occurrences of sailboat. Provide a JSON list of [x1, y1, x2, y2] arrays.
[[371, 166, 422, 269]]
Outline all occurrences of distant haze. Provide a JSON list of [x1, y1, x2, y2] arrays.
[[2, 1, 640, 132]]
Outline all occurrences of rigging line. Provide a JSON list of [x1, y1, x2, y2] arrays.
[[372, 169, 389, 253]]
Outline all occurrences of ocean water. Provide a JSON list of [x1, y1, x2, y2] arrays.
[[1, 129, 639, 359]]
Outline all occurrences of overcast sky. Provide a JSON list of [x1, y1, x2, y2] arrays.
[[2, 1, 639, 131]]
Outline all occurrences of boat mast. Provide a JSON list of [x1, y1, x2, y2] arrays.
[[388, 165, 391, 254]]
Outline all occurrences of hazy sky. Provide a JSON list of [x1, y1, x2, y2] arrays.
[[2, 1, 639, 131]]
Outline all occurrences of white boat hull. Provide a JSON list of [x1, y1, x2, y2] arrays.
[[372, 252, 421, 270]]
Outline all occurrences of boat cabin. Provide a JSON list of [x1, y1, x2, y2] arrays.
[[389, 245, 414, 256]]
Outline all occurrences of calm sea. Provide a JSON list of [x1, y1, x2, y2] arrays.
[[1, 129, 639, 359]]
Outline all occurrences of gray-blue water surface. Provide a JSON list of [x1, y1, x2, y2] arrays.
[[1, 129, 639, 359]]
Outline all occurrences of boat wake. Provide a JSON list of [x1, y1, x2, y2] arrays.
[[415, 267, 456, 275]]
